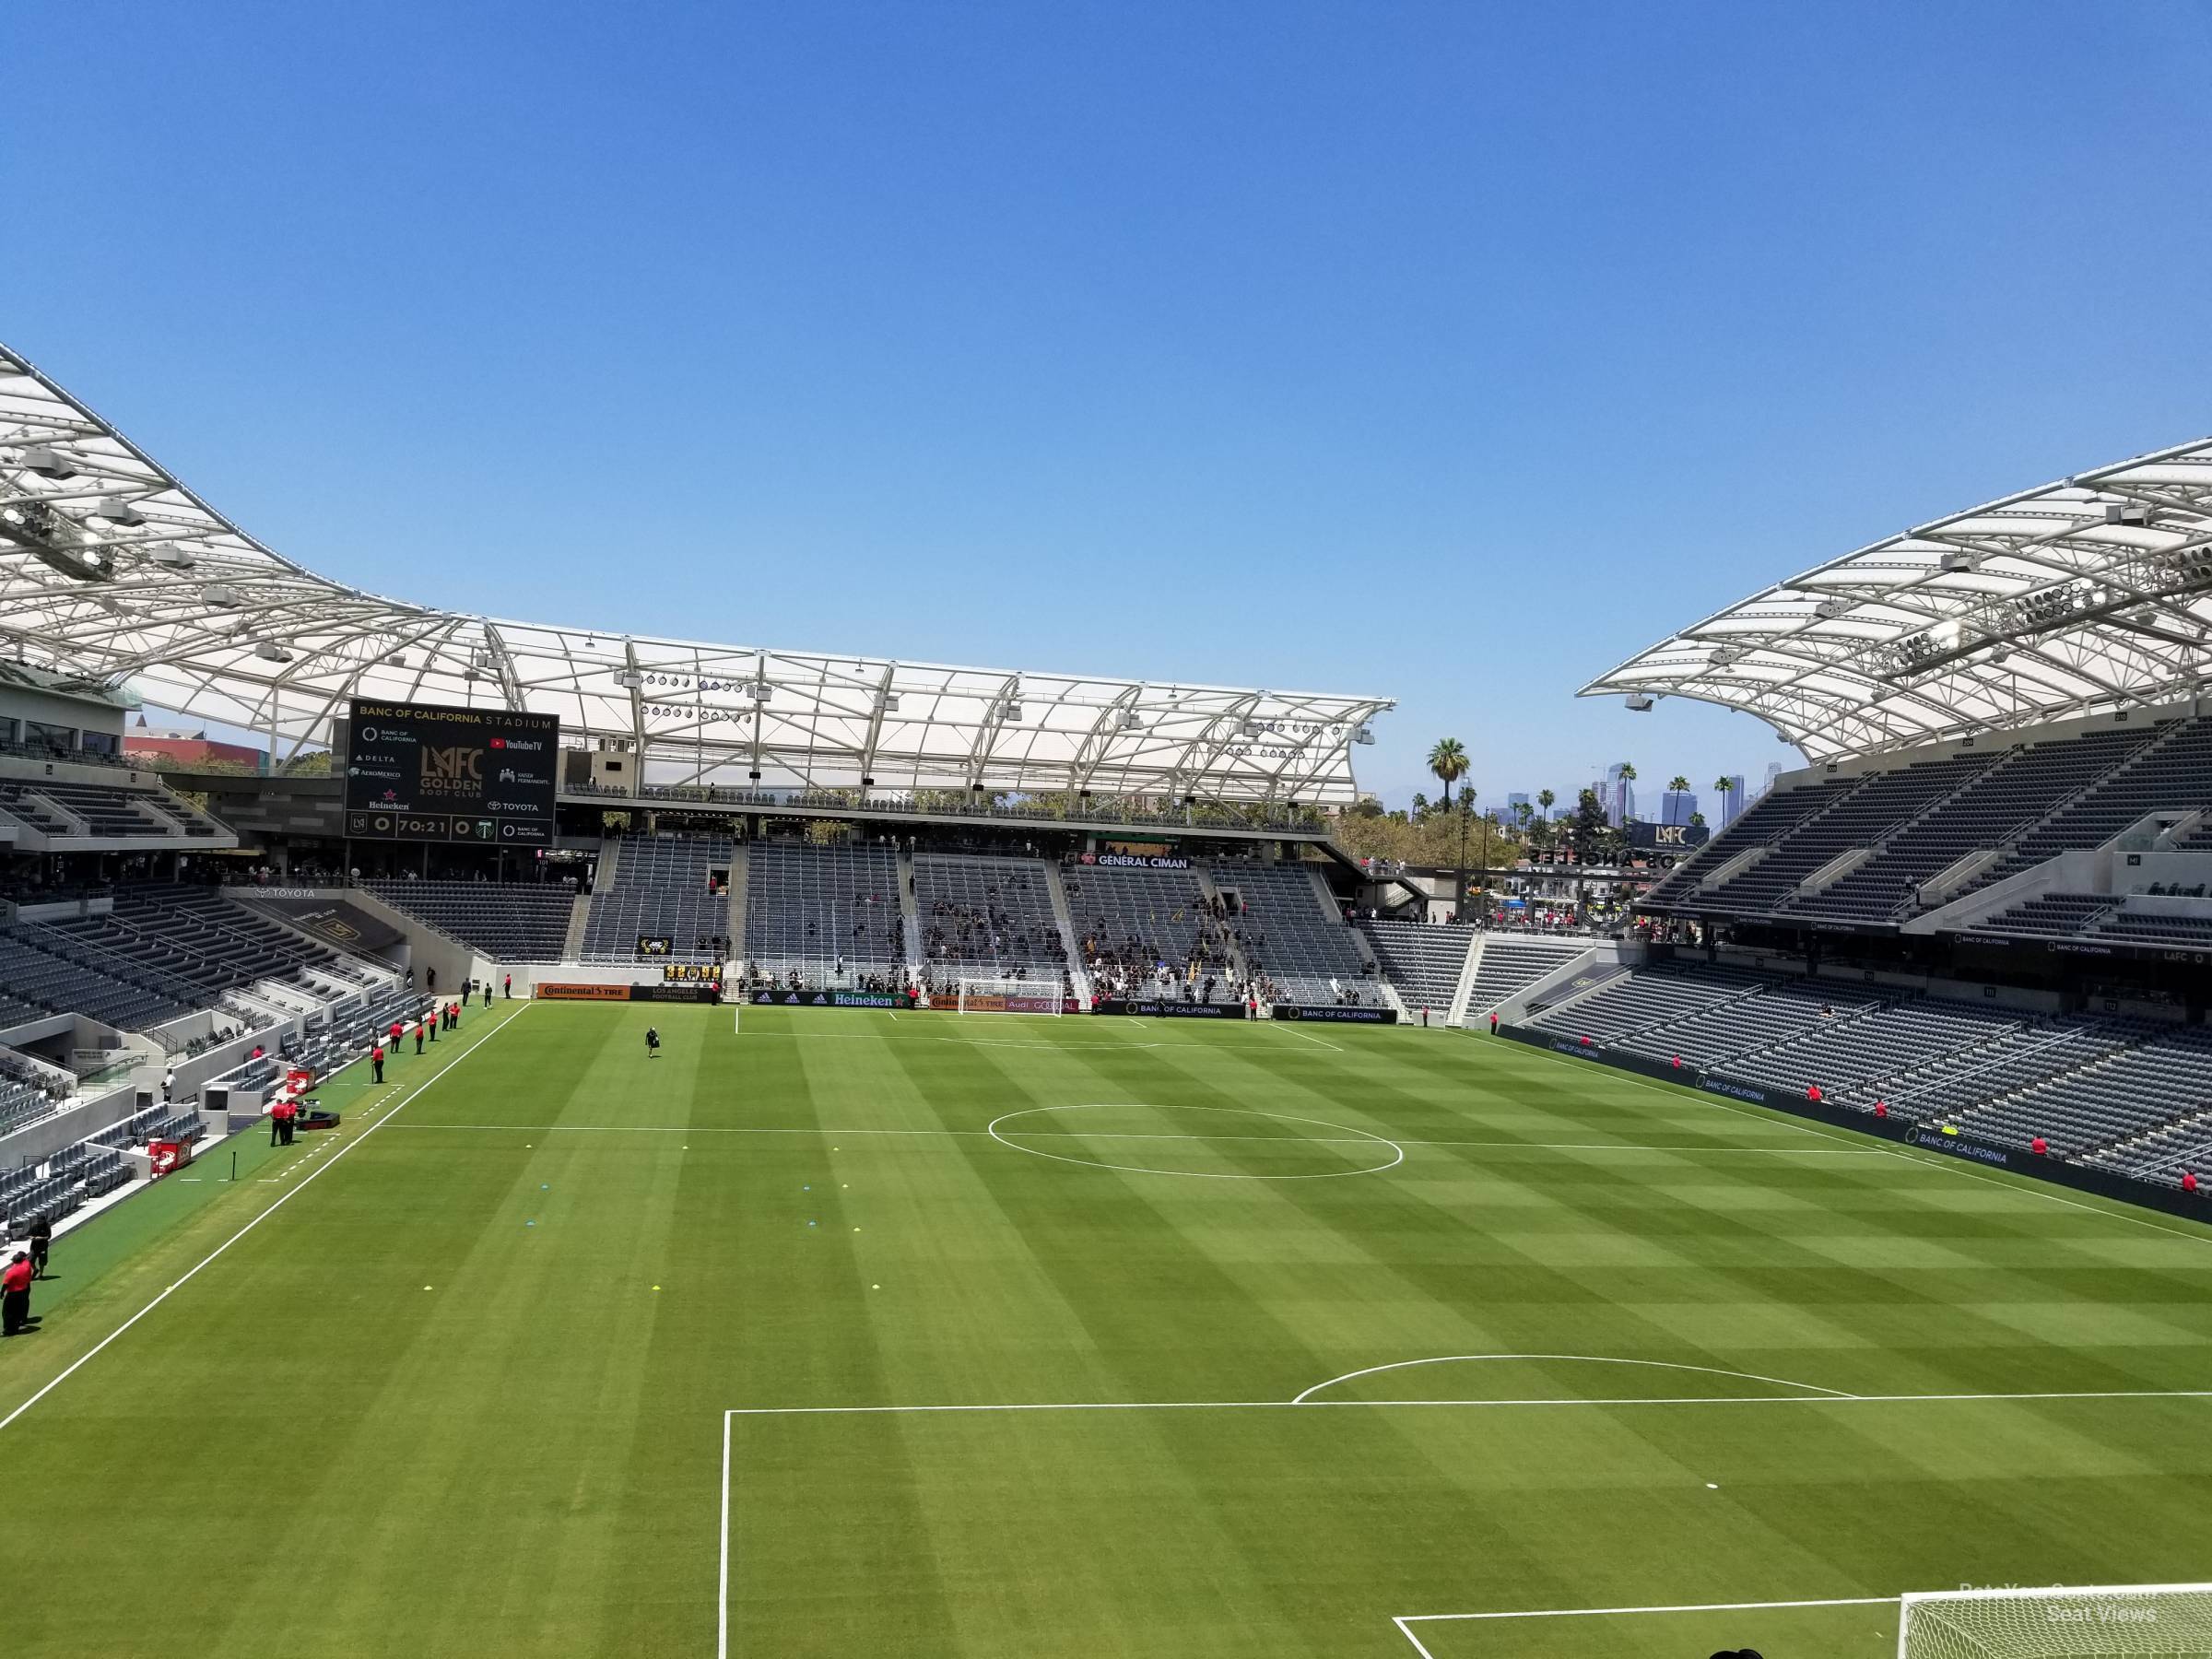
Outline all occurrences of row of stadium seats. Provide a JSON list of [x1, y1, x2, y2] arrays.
[[0, 1102, 206, 1239], [0, 926, 199, 1030], [365, 878, 577, 960], [1650, 713, 2212, 926], [0, 777, 219, 839], [1968, 891, 2212, 950], [1529, 960, 2212, 1172]]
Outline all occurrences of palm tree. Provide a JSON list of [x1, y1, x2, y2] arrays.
[[1668, 773, 1689, 795], [1428, 739, 1470, 917], [1713, 775, 1735, 828]]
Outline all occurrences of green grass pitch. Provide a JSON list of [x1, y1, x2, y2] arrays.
[[4, 1000, 2211, 1658]]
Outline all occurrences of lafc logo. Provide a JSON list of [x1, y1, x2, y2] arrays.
[[419, 746, 484, 796]]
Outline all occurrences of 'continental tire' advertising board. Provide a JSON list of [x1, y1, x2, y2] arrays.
[[346, 699, 559, 846], [536, 982, 630, 1001]]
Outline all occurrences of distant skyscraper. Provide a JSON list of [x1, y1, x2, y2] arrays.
[[1506, 791, 1531, 822], [1661, 788, 1698, 827], [1762, 759, 1786, 799], [1719, 773, 1747, 827], [1604, 762, 1635, 826]]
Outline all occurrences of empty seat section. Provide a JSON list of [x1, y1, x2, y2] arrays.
[[366, 879, 576, 959], [1355, 920, 1472, 1014], [1463, 935, 1593, 1017], [1524, 962, 1773, 1044], [581, 837, 733, 963], [743, 841, 904, 987]]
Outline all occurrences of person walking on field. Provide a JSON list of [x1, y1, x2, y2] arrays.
[[2, 1252, 32, 1337], [503, 972, 512, 1000], [646, 1026, 661, 1059], [415, 1021, 425, 1055], [371, 1043, 385, 1085], [28, 1212, 52, 1280]]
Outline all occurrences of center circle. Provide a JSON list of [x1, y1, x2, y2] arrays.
[[986, 1103, 1405, 1182]]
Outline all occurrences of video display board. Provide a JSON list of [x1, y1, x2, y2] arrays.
[[345, 699, 559, 847]]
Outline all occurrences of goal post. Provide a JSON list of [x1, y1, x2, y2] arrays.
[[956, 976, 1064, 1017], [1898, 1583, 2212, 1657]]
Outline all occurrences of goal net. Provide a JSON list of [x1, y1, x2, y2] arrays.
[[956, 976, 1063, 1016], [1900, 1584, 2212, 1657]]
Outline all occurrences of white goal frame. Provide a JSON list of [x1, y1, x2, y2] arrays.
[[956, 976, 1064, 1016], [1897, 1583, 2212, 1658]]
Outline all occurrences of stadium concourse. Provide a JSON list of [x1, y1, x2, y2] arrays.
[[6, 347, 2212, 1656]]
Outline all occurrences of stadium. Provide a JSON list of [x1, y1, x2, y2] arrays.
[[7, 328, 2212, 1658]]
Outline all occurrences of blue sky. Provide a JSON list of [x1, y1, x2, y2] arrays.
[[7, 1, 2211, 808]]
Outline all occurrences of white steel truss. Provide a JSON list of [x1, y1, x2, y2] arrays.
[[0, 344, 1391, 800], [1581, 437, 2212, 760]]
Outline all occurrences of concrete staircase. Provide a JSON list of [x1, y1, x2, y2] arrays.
[[1041, 864, 1095, 1006]]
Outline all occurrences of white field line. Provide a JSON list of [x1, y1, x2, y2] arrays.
[[1393, 1594, 1899, 1654], [723, 1386, 2212, 1418], [0, 1002, 533, 1437], [1492, 1030, 2212, 1250], [1290, 1354, 1855, 1406], [717, 1408, 734, 1659], [1276, 1023, 1344, 1052], [984, 1103, 1405, 1182], [383, 1123, 1885, 1156]]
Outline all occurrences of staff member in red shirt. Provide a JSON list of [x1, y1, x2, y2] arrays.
[[1, 1251, 32, 1337], [371, 1043, 386, 1085], [414, 1021, 425, 1055]]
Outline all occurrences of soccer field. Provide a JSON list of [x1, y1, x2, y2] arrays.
[[5, 1001, 2211, 1658]]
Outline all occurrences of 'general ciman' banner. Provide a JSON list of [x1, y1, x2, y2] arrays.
[[345, 699, 559, 847]]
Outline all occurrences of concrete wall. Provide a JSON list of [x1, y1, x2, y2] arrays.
[[0, 1075, 141, 1168], [2121, 853, 2212, 893]]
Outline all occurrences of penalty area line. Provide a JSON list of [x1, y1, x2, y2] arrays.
[[0, 1002, 534, 1437], [721, 1385, 2212, 1417], [1393, 1596, 1898, 1655]]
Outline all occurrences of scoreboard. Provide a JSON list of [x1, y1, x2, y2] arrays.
[[344, 699, 559, 847]]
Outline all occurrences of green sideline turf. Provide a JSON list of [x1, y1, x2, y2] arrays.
[[3, 1003, 2211, 1658]]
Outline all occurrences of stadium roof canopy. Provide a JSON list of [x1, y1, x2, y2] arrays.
[[0, 344, 1391, 802], [1581, 438, 2212, 761]]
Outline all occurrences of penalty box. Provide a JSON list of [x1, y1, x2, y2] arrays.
[[717, 1400, 1905, 1658], [714, 1391, 2206, 1657]]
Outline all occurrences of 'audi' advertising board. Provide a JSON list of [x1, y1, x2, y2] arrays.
[[345, 699, 559, 846]]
